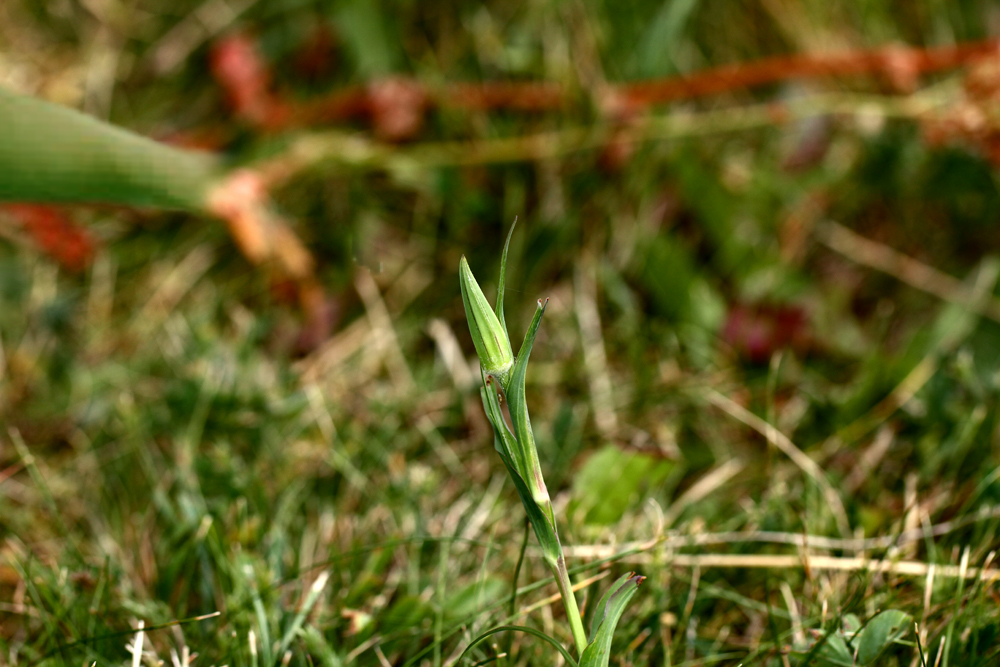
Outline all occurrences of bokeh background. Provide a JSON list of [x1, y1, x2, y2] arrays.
[[3, 1, 1000, 664]]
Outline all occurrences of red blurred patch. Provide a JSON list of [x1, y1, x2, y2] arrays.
[[721, 302, 810, 364], [2, 204, 96, 272], [367, 77, 428, 142], [210, 33, 290, 130]]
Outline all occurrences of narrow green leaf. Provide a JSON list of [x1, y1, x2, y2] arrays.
[[507, 298, 547, 396], [506, 520, 530, 661], [579, 573, 644, 667], [243, 563, 273, 666], [495, 219, 518, 338], [480, 382, 522, 476], [855, 610, 911, 665], [277, 570, 330, 656], [0, 86, 219, 210], [504, 298, 550, 514], [480, 383, 562, 563], [586, 573, 635, 641], [498, 450, 562, 564]]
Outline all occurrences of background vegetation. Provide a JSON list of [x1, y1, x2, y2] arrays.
[[2, 0, 1000, 664]]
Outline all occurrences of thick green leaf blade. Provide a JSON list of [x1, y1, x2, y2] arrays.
[[579, 573, 644, 667], [571, 445, 675, 525], [855, 610, 911, 665], [0, 87, 219, 210]]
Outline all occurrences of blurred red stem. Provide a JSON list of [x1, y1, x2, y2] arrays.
[[261, 38, 1000, 131], [616, 39, 1000, 108]]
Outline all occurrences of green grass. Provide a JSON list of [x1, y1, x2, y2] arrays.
[[3, 0, 1000, 665]]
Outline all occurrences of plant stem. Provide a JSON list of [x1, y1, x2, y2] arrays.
[[551, 554, 588, 656]]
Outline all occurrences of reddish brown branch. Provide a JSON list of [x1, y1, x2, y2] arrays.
[[438, 81, 566, 111], [216, 34, 1000, 137], [615, 39, 1000, 110]]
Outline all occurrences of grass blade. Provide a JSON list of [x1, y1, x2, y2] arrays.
[[457, 625, 579, 666]]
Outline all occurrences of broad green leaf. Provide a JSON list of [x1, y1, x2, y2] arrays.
[[445, 577, 505, 621], [330, 0, 402, 77], [855, 610, 911, 665], [636, 234, 696, 321], [579, 572, 644, 667], [632, 0, 699, 78], [813, 632, 854, 667], [571, 445, 674, 525], [0, 87, 218, 210], [842, 614, 862, 635], [380, 595, 432, 634]]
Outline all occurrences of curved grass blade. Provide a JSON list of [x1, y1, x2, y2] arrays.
[[277, 570, 331, 657], [506, 520, 530, 662], [457, 625, 578, 667]]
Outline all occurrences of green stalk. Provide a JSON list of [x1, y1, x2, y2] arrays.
[[462, 229, 641, 663], [0, 86, 220, 210], [551, 553, 588, 655]]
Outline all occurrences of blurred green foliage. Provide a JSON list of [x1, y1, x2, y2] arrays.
[[2, 0, 1000, 665]]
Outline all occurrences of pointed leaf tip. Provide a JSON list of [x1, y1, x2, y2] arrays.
[[496, 219, 518, 333], [580, 572, 644, 667]]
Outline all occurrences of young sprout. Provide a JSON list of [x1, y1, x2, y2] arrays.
[[459, 225, 642, 664]]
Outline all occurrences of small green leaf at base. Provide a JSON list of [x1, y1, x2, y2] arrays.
[[579, 572, 644, 667], [813, 632, 855, 667], [855, 610, 911, 665]]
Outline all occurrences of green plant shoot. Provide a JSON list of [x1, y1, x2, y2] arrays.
[[459, 224, 643, 663]]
